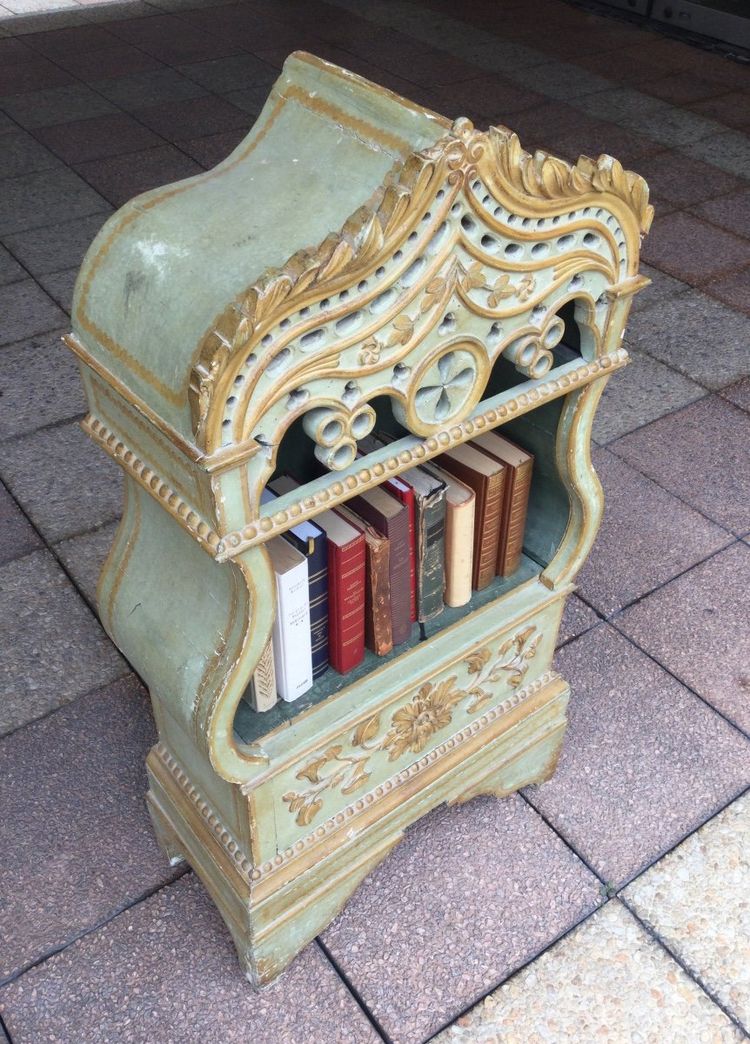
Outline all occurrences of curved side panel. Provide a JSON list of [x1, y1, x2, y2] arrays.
[[100, 477, 273, 778], [541, 378, 608, 590]]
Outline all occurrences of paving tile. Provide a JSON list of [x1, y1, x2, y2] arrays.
[[0, 128, 63, 179], [720, 376, 750, 413], [132, 93, 249, 143], [526, 625, 750, 887], [592, 347, 706, 444], [683, 130, 750, 180], [54, 518, 118, 605], [0, 82, 118, 129], [641, 212, 750, 287], [0, 674, 183, 981], [625, 792, 750, 1032], [612, 396, 750, 534], [0, 481, 41, 566], [1, 209, 111, 276], [634, 263, 691, 312], [21, 22, 118, 57], [641, 71, 741, 107], [0, 166, 110, 236], [704, 265, 750, 317], [0, 278, 66, 345], [176, 127, 247, 169], [0, 875, 380, 1044], [694, 186, 750, 240], [557, 593, 599, 647], [221, 84, 270, 118], [367, 44, 481, 87], [36, 265, 76, 314], [618, 542, 750, 734], [74, 144, 203, 207], [437, 899, 743, 1043], [0, 329, 85, 440], [179, 52, 278, 94], [637, 149, 743, 210], [54, 41, 164, 81], [625, 287, 749, 389], [0, 549, 126, 735], [34, 110, 164, 163], [94, 66, 207, 111], [108, 11, 242, 63], [0, 243, 24, 286], [576, 87, 722, 148], [322, 795, 601, 1043], [576, 448, 731, 616], [690, 89, 750, 134], [0, 419, 123, 543], [429, 74, 545, 121], [0, 52, 74, 96]]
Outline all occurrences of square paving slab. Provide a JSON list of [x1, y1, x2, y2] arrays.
[[527, 625, 750, 888], [625, 791, 750, 1033], [612, 396, 750, 535], [0, 876, 380, 1044], [0, 549, 126, 734], [0, 482, 41, 566], [576, 448, 731, 617], [435, 900, 743, 1043], [321, 794, 601, 1044], [0, 330, 85, 440], [0, 419, 123, 543], [618, 542, 750, 735], [0, 674, 181, 982]]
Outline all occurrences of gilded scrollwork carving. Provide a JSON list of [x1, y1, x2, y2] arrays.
[[302, 403, 376, 470], [282, 625, 542, 826], [190, 119, 651, 455], [504, 314, 566, 380]]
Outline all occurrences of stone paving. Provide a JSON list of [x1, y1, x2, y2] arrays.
[[0, 0, 748, 1040]]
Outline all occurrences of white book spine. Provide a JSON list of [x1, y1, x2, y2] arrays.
[[272, 558, 313, 702]]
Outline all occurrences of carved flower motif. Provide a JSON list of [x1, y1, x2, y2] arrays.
[[381, 676, 463, 761], [387, 314, 415, 347], [358, 337, 381, 366]]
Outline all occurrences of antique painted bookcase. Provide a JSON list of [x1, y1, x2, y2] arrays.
[[66, 52, 652, 984]]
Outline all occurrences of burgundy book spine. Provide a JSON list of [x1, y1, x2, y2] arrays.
[[327, 534, 366, 673]]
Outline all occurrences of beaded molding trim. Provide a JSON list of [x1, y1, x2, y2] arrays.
[[251, 668, 559, 879], [216, 351, 627, 559], [153, 743, 255, 883], [154, 670, 558, 882], [82, 416, 221, 556]]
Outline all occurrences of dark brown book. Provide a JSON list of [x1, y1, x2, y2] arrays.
[[337, 505, 393, 656], [348, 486, 411, 646], [472, 431, 534, 577], [438, 442, 506, 591]]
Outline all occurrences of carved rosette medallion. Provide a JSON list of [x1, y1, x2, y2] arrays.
[[282, 624, 543, 827], [393, 340, 487, 436]]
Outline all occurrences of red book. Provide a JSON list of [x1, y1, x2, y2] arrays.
[[269, 477, 366, 674]]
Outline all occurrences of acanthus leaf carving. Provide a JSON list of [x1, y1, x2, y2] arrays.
[[281, 625, 543, 826]]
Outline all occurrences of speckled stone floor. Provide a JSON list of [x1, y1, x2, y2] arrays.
[[0, 0, 748, 1040]]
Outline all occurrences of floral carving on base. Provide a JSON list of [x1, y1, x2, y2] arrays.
[[282, 624, 542, 826]]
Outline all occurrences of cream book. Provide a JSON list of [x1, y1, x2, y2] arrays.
[[267, 535, 313, 702], [423, 461, 475, 607]]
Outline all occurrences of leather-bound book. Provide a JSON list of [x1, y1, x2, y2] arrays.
[[337, 504, 393, 657], [265, 484, 328, 679], [359, 437, 416, 622], [348, 486, 411, 646], [422, 462, 475, 608], [472, 431, 534, 577], [402, 466, 446, 623], [438, 442, 506, 591], [266, 536, 313, 702], [270, 476, 365, 674], [243, 638, 278, 712]]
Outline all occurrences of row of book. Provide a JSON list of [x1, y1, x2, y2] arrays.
[[245, 430, 533, 711]]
